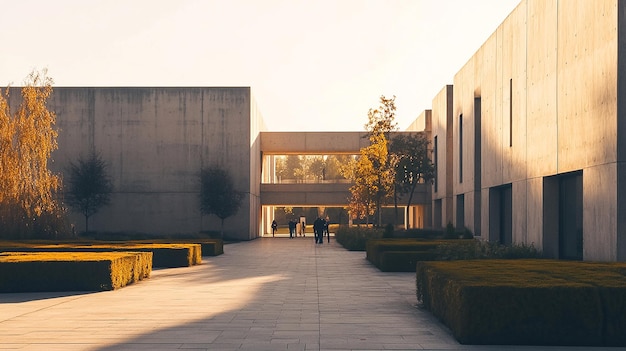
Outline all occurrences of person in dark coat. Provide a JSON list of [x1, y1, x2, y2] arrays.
[[288, 219, 296, 239], [271, 220, 278, 237], [324, 217, 330, 243], [313, 217, 325, 244]]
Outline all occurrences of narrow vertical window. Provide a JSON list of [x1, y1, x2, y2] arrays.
[[459, 114, 463, 183], [434, 135, 438, 193], [509, 78, 513, 147]]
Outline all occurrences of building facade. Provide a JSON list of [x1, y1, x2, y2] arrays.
[[35, 87, 430, 240], [11, 0, 624, 261], [40, 87, 265, 240], [430, 0, 626, 261]]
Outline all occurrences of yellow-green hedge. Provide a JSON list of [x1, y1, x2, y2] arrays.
[[0, 242, 201, 268], [0, 251, 152, 292], [416, 259, 626, 346], [129, 239, 224, 256]]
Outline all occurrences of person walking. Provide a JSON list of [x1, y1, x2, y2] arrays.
[[324, 217, 330, 243], [288, 219, 296, 239], [313, 217, 325, 244], [271, 220, 278, 237]]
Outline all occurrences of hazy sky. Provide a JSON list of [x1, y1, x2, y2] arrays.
[[1, 0, 520, 132]]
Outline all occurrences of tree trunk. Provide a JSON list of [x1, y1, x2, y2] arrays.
[[85, 215, 89, 233], [393, 184, 399, 223], [405, 180, 418, 229]]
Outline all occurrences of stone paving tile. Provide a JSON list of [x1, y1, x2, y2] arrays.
[[0, 238, 623, 351]]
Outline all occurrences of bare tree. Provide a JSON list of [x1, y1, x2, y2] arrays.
[[199, 167, 244, 238], [389, 133, 435, 227], [65, 151, 113, 233]]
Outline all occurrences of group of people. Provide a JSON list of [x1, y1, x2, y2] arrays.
[[281, 217, 329, 243], [287, 219, 300, 238], [312, 216, 329, 244]]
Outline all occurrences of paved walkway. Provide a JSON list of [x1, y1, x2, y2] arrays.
[[0, 238, 621, 351]]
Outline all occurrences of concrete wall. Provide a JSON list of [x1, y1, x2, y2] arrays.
[[260, 132, 370, 154], [445, 0, 623, 260], [45, 87, 258, 240], [260, 183, 352, 206], [260, 182, 431, 207]]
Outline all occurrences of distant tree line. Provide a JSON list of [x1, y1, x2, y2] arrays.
[[274, 155, 353, 183]]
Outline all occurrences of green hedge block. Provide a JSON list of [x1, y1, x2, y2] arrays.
[[0, 251, 152, 292], [198, 240, 223, 256], [416, 259, 626, 346], [0, 243, 201, 268], [335, 227, 383, 251], [132, 239, 224, 256], [376, 251, 438, 272], [366, 238, 474, 271]]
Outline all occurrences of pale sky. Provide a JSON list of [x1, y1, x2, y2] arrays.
[[0, 0, 520, 132]]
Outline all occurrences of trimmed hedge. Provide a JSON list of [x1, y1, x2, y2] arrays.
[[393, 228, 444, 239], [416, 259, 626, 346], [130, 239, 224, 256], [366, 239, 475, 271], [0, 242, 201, 268], [0, 251, 152, 292], [377, 251, 438, 272], [335, 226, 383, 251]]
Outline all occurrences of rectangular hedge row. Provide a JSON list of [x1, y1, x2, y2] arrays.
[[416, 259, 626, 346], [0, 251, 152, 292], [335, 227, 383, 251], [129, 239, 224, 256], [0, 243, 201, 268], [366, 239, 473, 271]]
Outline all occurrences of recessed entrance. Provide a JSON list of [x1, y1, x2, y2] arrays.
[[489, 184, 512, 245], [543, 171, 583, 260]]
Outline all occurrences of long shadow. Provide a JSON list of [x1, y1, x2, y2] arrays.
[[0, 290, 95, 303], [94, 238, 322, 350]]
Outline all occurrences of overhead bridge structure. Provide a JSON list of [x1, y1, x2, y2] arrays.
[[259, 131, 432, 231]]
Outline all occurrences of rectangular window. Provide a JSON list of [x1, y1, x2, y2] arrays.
[[459, 114, 463, 183], [509, 78, 513, 147], [474, 97, 481, 236], [434, 135, 438, 193]]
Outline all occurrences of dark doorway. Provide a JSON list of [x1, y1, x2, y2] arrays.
[[489, 184, 512, 245], [559, 172, 583, 260], [543, 171, 583, 260], [456, 194, 465, 230], [434, 199, 442, 229]]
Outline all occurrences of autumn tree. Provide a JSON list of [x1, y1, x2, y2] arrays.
[[342, 152, 376, 225], [0, 69, 67, 239], [344, 95, 398, 226], [389, 133, 435, 227], [65, 151, 113, 233], [364, 95, 398, 138], [199, 167, 244, 238]]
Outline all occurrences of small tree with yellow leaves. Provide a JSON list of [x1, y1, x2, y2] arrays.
[[343, 96, 398, 227], [0, 69, 68, 239]]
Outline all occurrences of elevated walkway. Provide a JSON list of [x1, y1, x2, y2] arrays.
[[260, 182, 432, 206]]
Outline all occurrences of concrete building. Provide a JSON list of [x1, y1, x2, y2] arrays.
[[36, 87, 430, 240], [430, 0, 625, 261], [40, 87, 265, 240], [14, 0, 623, 261]]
